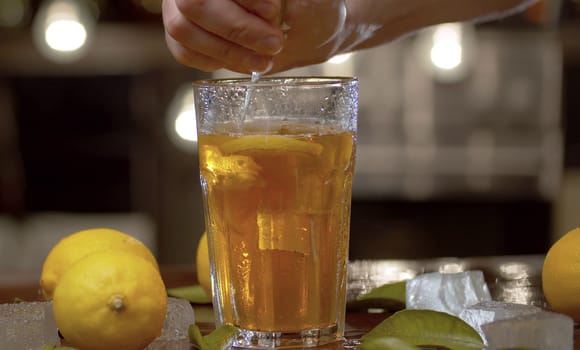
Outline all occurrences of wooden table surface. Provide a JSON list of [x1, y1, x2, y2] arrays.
[[1, 257, 578, 349]]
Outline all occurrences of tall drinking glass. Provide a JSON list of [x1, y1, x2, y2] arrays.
[[194, 77, 358, 348]]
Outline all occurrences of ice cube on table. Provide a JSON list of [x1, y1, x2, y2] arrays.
[[406, 270, 491, 316], [482, 311, 574, 350], [459, 301, 542, 340], [145, 297, 196, 350], [0, 301, 60, 350]]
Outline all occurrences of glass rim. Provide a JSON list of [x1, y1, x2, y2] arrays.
[[193, 76, 357, 88]]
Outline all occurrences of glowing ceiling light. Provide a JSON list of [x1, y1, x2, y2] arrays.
[[45, 19, 87, 51], [430, 24, 463, 70], [167, 84, 198, 152], [430, 41, 462, 70], [175, 109, 197, 142], [414, 22, 477, 83], [33, 0, 95, 62]]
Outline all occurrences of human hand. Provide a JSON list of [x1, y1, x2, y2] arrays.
[[162, 0, 286, 73], [269, 0, 347, 73], [163, 0, 537, 74], [162, 0, 347, 74]]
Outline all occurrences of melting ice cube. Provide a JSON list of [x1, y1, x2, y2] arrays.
[[257, 210, 311, 255], [406, 270, 491, 316], [459, 300, 542, 340], [294, 171, 335, 215], [145, 297, 196, 350], [0, 301, 60, 349], [482, 311, 574, 350]]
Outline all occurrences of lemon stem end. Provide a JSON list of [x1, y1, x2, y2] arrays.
[[109, 295, 126, 312]]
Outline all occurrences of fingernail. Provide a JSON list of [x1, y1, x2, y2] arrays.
[[255, 2, 277, 21], [247, 55, 273, 73], [259, 59, 274, 74], [259, 35, 283, 55]]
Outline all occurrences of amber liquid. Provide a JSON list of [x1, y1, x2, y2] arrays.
[[198, 123, 355, 332]]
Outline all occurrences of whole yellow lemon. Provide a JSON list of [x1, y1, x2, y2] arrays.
[[40, 228, 158, 300], [196, 231, 212, 296], [53, 250, 167, 350], [542, 227, 580, 321]]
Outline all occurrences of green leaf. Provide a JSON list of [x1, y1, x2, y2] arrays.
[[348, 281, 407, 312], [358, 281, 407, 302], [360, 337, 421, 350], [362, 309, 485, 350], [189, 324, 239, 350], [167, 285, 212, 304]]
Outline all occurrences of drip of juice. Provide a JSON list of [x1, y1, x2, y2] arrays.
[[241, 72, 261, 123]]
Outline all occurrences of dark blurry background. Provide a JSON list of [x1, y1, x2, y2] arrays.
[[0, 0, 579, 271]]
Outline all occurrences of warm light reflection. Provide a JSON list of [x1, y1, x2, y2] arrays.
[[438, 262, 466, 274], [45, 19, 87, 51], [328, 53, 352, 65], [430, 24, 463, 70], [499, 262, 531, 280], [350, 260, 420, 285]]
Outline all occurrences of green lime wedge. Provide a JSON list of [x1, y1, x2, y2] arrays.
[[360, 337, 420, 350], [167, 285, 212, 304], [189, 324, 239, 350], [348, 281, 407, 312], [362, 309, 485, 350]]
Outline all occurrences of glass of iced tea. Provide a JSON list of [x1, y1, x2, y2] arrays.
[[194, 77, 358, 348]]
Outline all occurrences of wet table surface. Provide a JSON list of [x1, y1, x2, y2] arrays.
[[1, 255, 578, 349]]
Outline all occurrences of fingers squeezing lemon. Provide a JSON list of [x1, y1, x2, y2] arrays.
[[40, 228, 167, 350]]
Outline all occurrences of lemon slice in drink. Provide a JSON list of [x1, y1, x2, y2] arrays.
[[201, 145, 261, 188], [220, 135, 323, 156]]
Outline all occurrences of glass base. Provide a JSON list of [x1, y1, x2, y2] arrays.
[[232, 324, 342, 349]]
